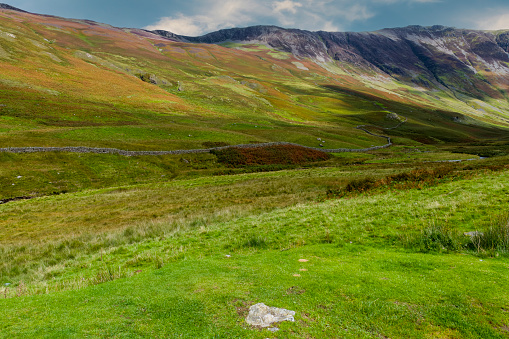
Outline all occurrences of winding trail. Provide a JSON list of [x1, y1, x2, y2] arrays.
[[0, 117, 406, 156]]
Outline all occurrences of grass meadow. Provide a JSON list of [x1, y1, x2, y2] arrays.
[[1, 155, 509, 338]]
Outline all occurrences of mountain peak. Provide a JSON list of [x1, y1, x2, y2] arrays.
[[0, 3, 27, 12]]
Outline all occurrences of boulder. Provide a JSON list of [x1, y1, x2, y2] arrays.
[[245, 303, 295, 327]]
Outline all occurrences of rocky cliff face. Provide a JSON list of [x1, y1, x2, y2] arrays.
[[180, 26, 331, 62], [154, 25, 509, 99], [315, 26, 509, 98]]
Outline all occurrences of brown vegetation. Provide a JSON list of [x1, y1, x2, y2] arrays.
[[211, 144, 331, 167]]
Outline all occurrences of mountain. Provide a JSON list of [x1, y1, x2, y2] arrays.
[[157, 25, 509, 112], [0, 4, 508, 155]]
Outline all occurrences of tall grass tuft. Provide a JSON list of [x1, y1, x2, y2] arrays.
[[468, 214, 509, 255], [405, 214, 509, 255], [242, 236, 268, 249], [410, 222, 464, 253]]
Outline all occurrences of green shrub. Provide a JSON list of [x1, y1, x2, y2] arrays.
[[327, 165, 459, 198], [345, 177, 378, 192], [467, 215, 509, 254], [413, 223, 463, 253], [135, 73, 156, 84]]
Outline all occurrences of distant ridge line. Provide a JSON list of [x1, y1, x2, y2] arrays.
[[0, 3, 28, 13]]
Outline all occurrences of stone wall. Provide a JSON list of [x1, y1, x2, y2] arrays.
[[0, 140, 392, 156]]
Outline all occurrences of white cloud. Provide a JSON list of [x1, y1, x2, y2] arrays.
[[144, 0, 260, 36], [473, 12, 509, 31], [342, 4, 373, 21], [145, 14, 207, 36], [273, 0, 303, 14], [373, 0, 440, 3], [321, 21, 341, 32], [144, 0, 374, 36], [145, 0, 262, 35]]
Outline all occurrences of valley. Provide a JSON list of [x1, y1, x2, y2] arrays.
[[0, 4, 508, 338]]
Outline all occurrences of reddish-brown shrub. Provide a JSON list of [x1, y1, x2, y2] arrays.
[[211, 145, 330, 167]]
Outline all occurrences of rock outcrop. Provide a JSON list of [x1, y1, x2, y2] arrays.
[[0, 3, 27, 12], [245, 303, 295, 327]]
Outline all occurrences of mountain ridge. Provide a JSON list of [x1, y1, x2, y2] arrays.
[[153, 25, 509, 85], [0, 3, 27, 12], [149, 24, 509, 109], [0, 2, 508, 150]]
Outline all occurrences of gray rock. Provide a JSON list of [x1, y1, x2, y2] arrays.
[[267, 327, 279, 332], [245, 303, 295, 327], [464, 231, 483, 237], [0, 4, 27, 12]]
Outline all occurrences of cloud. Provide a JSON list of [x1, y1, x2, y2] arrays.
[[342, 4, 373, 21], [473, 13, 509, 31], [145, 14, 207, 36], [320, 21, 341, 32], [144, 0, 373, 36], [144, 0, 261, 35], [373, 0, 440, 3], [273, 0, 303, 14]]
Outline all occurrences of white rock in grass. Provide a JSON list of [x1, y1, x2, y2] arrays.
[[246, 303, 295, 327], [464, 231, 483, 237]]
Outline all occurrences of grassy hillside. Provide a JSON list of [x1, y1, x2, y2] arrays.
[[1, 161, 509, 338], [1, 7, 509, 338], [0, 9, 508, 155], [0, 7, 508, 202]]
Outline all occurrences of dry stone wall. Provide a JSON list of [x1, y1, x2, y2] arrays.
[[0, 140, 391, 156]]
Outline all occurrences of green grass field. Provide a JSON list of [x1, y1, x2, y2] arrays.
[[1, 163, 509, 338]]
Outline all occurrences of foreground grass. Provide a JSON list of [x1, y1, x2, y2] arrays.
[[1, 245, 508, 338], [0, 165, 389, 244], [1, 162, 508, 337], [0, 150, 373, 200], [2, 165, 508, 283]]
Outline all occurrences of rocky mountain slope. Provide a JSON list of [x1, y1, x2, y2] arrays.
[[153, 25, 509, 125], [0, 3, 25, 12]]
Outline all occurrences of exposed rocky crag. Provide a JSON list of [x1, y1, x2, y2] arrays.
[[0, 3, 27, 12]]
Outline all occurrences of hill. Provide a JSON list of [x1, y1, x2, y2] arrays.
[[0, 6, 508, 155], [164, 24, 509, 127]]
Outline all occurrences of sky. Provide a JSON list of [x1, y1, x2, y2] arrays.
[[5, 0, 509, 36]]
